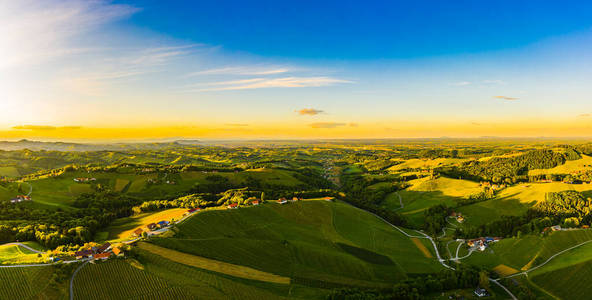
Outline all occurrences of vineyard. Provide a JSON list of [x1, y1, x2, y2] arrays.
[[137, 242, 291, 284], [0, 267, 55, 299], [150, 201, 441, 288], [73, 259, 190, 300]]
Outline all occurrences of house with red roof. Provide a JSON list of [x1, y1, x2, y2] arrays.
[[227, 203, 238, 209], [93, 252, 111, 260], [133, 228, 144, 236]]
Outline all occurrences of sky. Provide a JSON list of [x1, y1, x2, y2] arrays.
[[2, 0, 592, 141]]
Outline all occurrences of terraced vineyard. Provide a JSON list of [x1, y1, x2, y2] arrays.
[[150, 201, 442, 288]]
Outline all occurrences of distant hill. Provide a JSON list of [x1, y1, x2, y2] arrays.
[[0, 139, 203, 151]]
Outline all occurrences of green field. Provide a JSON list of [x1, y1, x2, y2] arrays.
[[390, 177, 482, 226], [150, 201, 442, 288], [464, 230, 592, 271], [0, 244, 45, 265], [528, 154, 592, 176], [0, 166, 20, 177]]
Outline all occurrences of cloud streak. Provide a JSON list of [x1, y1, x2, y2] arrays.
[[187, 66, 290, 76], [493, 96, 519, 101], [309, 122, 347, 129], [187, 77, 352, 92], [12, 125, 82, 131], [296, 108, 324, 115]]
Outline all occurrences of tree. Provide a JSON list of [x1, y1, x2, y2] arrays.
[[260, 192, 265, 202]]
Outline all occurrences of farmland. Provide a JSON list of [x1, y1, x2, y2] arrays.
[[150, 201, 442, 288], [0, 266, 65, 299], [2, 140, 592, 298]]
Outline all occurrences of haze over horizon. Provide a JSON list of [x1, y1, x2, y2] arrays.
[[2, 0, 592, 140]]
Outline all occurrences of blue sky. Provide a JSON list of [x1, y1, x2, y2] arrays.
[[1, 0, 592, 139], [117, 0, 592, 59]]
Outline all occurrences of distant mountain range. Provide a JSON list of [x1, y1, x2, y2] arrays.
[[0, 139, 203, 151]]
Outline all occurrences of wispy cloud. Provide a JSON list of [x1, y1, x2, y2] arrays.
[[348, 122, 359, 127], [127, 45, 197, 66], [493, 96, 519, 101], [451, 81, 471, 86], [0, 1, 138, 69], [224, 123, 249, 127], [12, 125, 82, 131], [187, 77, 352, 92], [309, 122, 347, 129], [296, 108, 324, 116], [579, 113, 591, 117], [187, 66, 290, 76], [482, 79, 505, 85]]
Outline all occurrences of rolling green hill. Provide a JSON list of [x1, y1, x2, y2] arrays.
[[150, 201, 442, 289]]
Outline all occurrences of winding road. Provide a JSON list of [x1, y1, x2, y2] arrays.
[[505, 238, 592, 278], [70, 260, 90, 300], [343, 195, 517, 299]]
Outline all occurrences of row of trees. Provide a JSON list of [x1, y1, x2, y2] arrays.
[[340, 173, 407, 226], [327, 265, 483, 300], [441, 149, 576, 183]]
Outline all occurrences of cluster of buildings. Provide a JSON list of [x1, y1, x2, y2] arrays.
[[450, 211, 464, 223], [73, 177, 96, 183], [10, 195, 31, 203], [467, 237, 502, 251], [74, 242, 123, 260], [133, 220, 171, 237], [277, 196, 334, 205], [227, 199, 260, 209]]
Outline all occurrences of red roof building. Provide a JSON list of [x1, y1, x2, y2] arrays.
[[227, 203, 238, 209], [93, 252, 111, 260]]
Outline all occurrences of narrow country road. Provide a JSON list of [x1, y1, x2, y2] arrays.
[[70, 260, 90, 300], [2, 242, 43, 254], [505, 239, 592, 278], [339, 198, 517, 299]]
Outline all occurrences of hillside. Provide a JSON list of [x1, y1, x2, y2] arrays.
[[149, 201, 442, 290]]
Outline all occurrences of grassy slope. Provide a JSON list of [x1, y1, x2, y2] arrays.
[[464, 230, 592, 271], [528, 154, 592, 176], [394, 177, 482, 226], [529, 242, 592, 299], [0, 244, 45, 265], [150, 201, 442, 289], [104, 208, 187, 240], [457, 182, 592, 227], [388, 158, 468, 171]]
